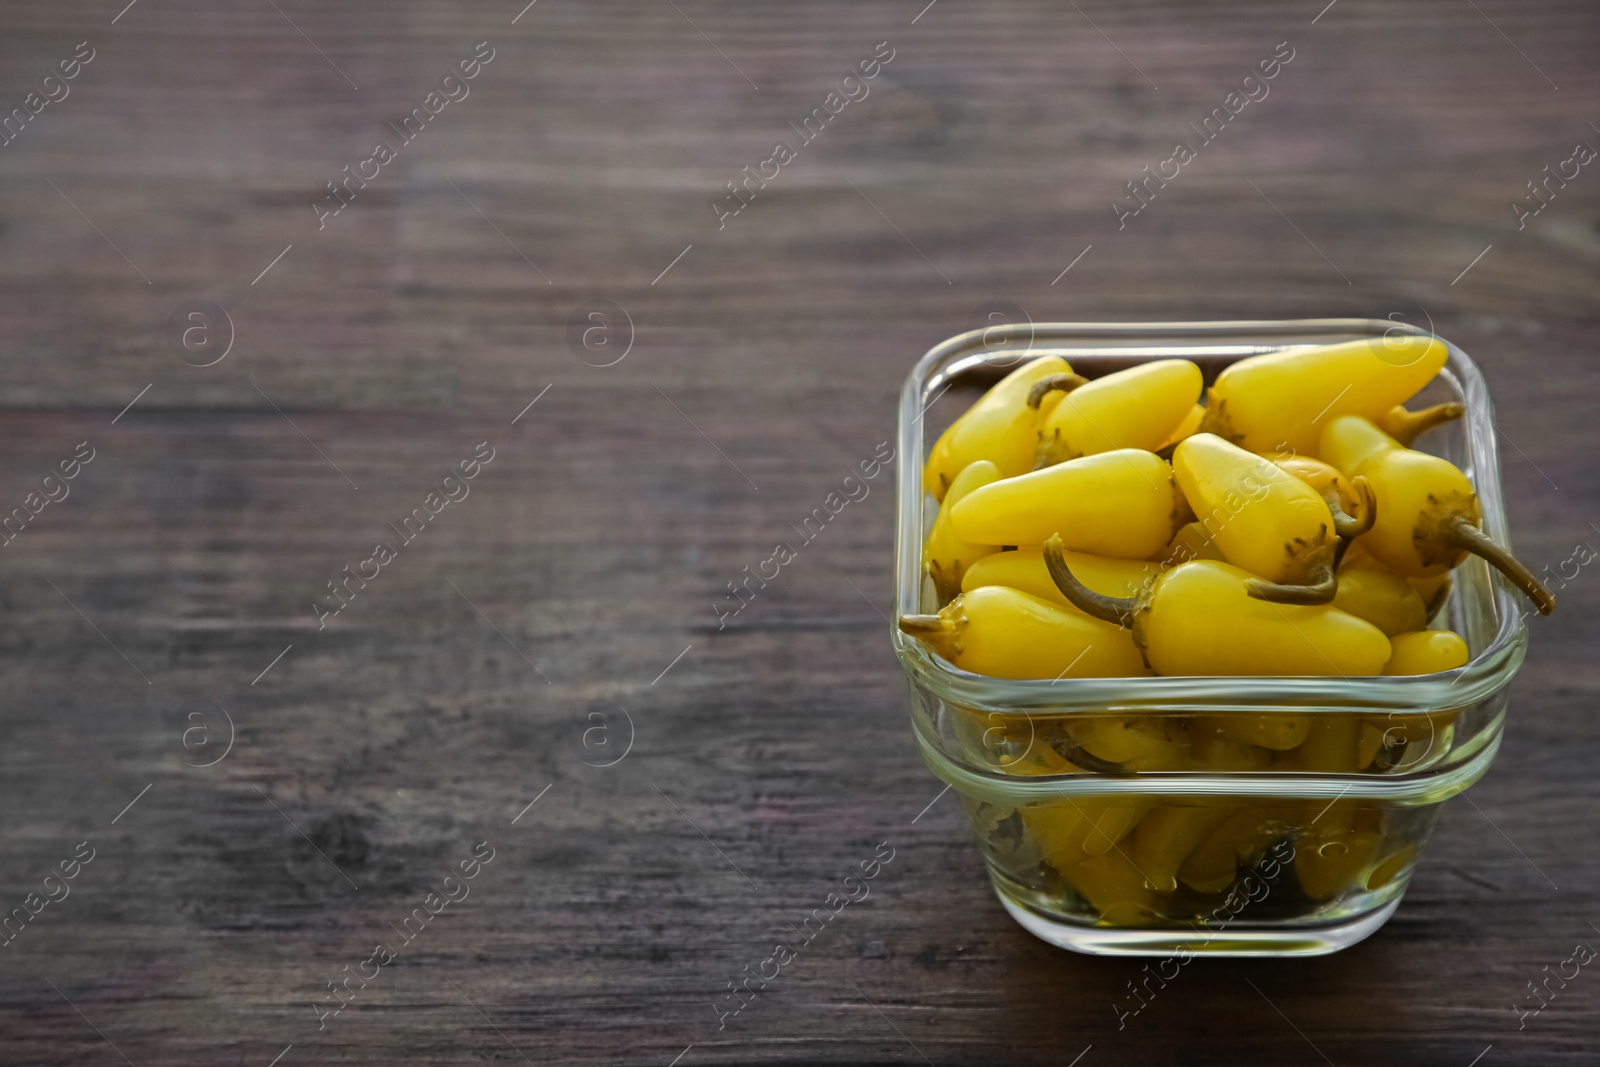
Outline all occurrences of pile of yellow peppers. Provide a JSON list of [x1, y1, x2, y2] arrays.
[[902, 338, 1555, 924]]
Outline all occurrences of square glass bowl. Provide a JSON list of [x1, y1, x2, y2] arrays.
[[893, 319, 1528, 957]]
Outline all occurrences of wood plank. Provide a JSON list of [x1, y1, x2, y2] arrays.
[[0, 0, 1597, 1062]]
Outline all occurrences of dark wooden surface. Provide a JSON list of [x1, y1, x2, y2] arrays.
[[1, 1, 1597, 1063]]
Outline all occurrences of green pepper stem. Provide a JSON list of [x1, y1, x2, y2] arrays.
[[1048, 737, 1131, 776], [897, 614, 954, 637], [1328, 476, 1377, 540], [1330, 476, 1376, 569], [1246, 564, 1339, 606], [926, 562, 960, 607], [1044, 534, 1137, 628], [1445, 518, 1555, 615], [1388, 402, 1466, 447], [1026, 373, 1091, 410]]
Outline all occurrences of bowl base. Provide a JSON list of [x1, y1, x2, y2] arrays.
[[994, 882, 1402, 958]]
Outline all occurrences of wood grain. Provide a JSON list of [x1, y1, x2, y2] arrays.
[[0, 0, 1597, 1063]]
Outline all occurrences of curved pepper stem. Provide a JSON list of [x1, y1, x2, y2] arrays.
[[1047, 737, 1131, 776], [1385, 402, 1466, 448], [1025, 373, 1091, 410], [1329, 475, 1377, 540], [1043, 534, 1137, 628], [1245, 564, 1338, 605], [897, 614, 955, 637], [1248, 477, 1358, 603], [1330, 475, 1377, 570], [1247, 476, 1360, 604], [1445, 518, 1556, 615]]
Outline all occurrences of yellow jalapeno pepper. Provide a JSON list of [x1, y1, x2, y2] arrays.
[[1321, 415, 1555, 614], [1267, 452, 1381, 579], [923, 460, 1001, 604], [949, 449, 1184, 559], [1157, 402, 1206, 452], [1384, 629, 1469, 675], [1294, 801, 1384, 902], [1346, 540, 1453, 618], [1044, 538, 1392, 677], [1366, 843, 1419, 891], [999, 736, 1082, 776], [1178, 806, 1295, 894], [1331, 564, 1429, 636], [1288, 715, 1364, 772], [1130, 802, 1238, 893], [923, 356, 1080, 500], [896, 585, 1149, 680], [1190, 734, 1273, 769], [960, 546, 1158, 611], [1340, 540, 1379, 568], [1030, 359, 1203, 468], [1160, 521, 1226, 565], [1268, 454, 1370, 522], [1200, 335, 1448, 456], [1378, 401, 1465, 447], [1023, 798, 1152, 873], [1191, 713, 1310, 752], [1080, 802, 1155, 857], [1063, 716, 1189, 773], [1173, 434, 1369, 603], [1059, 840, 1162, 925], [1374, 629, 1471, 750]]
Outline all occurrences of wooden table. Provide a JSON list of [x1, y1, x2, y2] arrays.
[[1, 0, 1596, 1062]]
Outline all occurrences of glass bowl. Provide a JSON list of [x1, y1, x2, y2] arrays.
[[892, 319, 1527, 957]]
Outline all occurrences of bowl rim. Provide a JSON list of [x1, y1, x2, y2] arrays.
[[893, 318, 1529, 717], [911, 712, 1504, 802]]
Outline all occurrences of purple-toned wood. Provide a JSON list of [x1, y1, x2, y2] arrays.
[[0, 0, 1595, 1062]]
